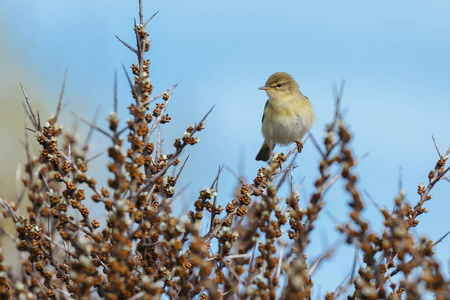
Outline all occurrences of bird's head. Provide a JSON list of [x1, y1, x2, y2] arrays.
[[258, 72, 300, 99]]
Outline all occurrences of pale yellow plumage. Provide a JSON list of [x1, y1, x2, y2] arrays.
[[255, 72, 315, 161]]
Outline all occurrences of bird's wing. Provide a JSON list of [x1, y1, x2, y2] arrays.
[[262, 100, 269, 123]]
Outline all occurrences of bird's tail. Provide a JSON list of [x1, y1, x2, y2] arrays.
[[255, 141, 272, 161]]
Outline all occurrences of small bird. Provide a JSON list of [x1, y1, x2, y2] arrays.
[[255, 72, 315, 161]]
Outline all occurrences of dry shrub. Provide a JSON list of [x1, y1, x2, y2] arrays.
[[0, 2, 449, 299]]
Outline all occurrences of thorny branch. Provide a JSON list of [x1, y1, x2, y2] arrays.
[[0, 2, 448, 300]]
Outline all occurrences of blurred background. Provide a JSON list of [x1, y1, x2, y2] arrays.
[[1, 0, 449, 296]]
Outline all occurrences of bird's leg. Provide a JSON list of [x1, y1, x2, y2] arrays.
[[295, 140, 303, 153]]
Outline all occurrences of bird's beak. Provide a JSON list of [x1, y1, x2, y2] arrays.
[[258, 86, 269, 90]]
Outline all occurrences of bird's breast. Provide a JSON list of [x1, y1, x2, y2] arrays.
[[262, 95, 315, 145]]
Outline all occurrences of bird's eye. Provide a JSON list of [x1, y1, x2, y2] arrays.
[[277, 83, 283, 87]]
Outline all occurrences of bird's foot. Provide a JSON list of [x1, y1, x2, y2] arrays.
[[296, 141, 303, 153]]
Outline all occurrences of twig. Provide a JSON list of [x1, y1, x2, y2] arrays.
[[142, 89, 175, 106], [82, 106, 100, 152], [41, 233, 77, 257], [144, 10, 159, 26], [332, 80, 345, 125], [147, 84, 178, 137], [84, 151, 104, 164], [275, 157, 297, 190], [138, 0, 143, 24], [275, 244, 286, 279], [223, 166, 261, 196], [0, 227, 18, 245], [433, 230, 450, 246], [15, 163, 23, 207], [114, 70, 118, 114], [128, 291, 146, 300], [309, 134, 325, 158], [136, 106, 214, 196], [20, 83, 41, 131], [156, 125, 162, 158], [121, 64, 139, 101], [71, 111, 114, 140], [115, 35, 138, 54], [174, 155, 190, 184], [308, 240, 343, 276], [0, 197, 20, 223], [289, 165, 294, 195], [363, 189, 382, 211], [225, 261, 243, 283], [54, 69, 68, 123], [432, 134, 442, 158], [398, 166, 403, 194], [209, 166, 223, 232]]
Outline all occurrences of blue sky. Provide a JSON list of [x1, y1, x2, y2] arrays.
[[1, 0, 449, 297]]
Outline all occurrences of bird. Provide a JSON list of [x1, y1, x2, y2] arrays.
[[255, 72, 315, 161]]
